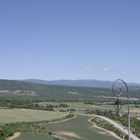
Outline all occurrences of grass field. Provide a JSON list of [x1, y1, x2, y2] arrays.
[[14, 115, 118, 140], [45, 115, 118, 140], [0, 109, 68, 124], [38, 101, 139, 111], [15, 133, 54, 140]]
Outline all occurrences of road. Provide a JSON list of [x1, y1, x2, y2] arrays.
[[78, 114, 140, 140]]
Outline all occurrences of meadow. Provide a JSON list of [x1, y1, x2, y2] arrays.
[[14, 115, 118, 140], [38, 101, 140, 112], [15, 133, 54, 140], [0, 109, 68, 124], [45, 115, 118, 140]]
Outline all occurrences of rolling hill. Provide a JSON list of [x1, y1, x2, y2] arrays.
[[23, 79, 140, 89], [0, 79, 139, 102]]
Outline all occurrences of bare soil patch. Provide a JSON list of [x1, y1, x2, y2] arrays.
[[54, 131, 82, 139], [7, 132, 20, 140]]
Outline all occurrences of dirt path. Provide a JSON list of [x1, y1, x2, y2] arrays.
[[96, 115, 140, 140], [88, 118, 122, 140], [54, 131, 82, 139], [7, 132, 20, 140], [78, 114, 140, 140]]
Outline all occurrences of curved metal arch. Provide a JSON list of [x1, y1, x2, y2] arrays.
[[112, 79, 130, 140], [112, 79, 129, 98]]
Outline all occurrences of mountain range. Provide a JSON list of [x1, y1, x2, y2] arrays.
[[0, 79, 139, 101], [23, 79, 140, 89]]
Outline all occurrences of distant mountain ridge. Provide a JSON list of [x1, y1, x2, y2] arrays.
[[23, 79, 140, 89], [0, 79, 140, 101]]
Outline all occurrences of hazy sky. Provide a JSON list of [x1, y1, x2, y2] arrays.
[[0, 0, 140, 83]]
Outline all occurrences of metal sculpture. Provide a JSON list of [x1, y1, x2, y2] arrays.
[[112, 79, 130, 140]]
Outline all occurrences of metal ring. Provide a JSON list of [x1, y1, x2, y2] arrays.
[[112, 79, 128, 97]]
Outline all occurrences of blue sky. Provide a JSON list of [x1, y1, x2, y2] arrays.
[[0, 0, 140, 83]]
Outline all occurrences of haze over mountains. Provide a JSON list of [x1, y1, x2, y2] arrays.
[[23, 79, 140, 89], [0, 79, 140, 101]]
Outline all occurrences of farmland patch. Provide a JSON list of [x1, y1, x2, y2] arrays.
[[0, 109, 68, 124]]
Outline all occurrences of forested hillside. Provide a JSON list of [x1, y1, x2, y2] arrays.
[[0, 80, 139, 102]]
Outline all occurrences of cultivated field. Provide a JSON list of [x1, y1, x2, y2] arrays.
[[15, 133, 54, 140], [45, 115, 118, 140], [14, 115, 118, 140], [0, 109, 68, 124], [38, 101, 140, 112]]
